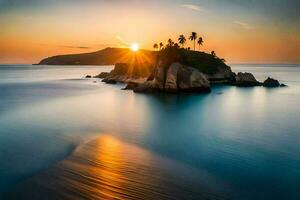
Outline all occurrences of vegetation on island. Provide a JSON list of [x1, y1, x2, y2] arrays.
[[152, 32, 228, 75]]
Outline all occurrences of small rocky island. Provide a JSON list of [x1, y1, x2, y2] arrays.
[[38, 38, 286, 93], [93, 45, 285, 93]]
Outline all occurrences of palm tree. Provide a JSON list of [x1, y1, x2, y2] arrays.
[[211, 51, 216, 57], [197, 37, 203, 50], [159, 42, 164, 50], [178, 35, 186, 48], [168, 38, 174, 46], [189, 32, 197, 50], [153, 43, 158, 51]]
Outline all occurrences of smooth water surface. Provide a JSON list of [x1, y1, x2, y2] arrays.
[[0, 64, 299, 199]]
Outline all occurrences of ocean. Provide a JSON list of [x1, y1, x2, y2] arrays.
[[0, 64, 299, 199]]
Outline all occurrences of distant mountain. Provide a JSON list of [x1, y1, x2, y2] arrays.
[[37, 47, 156, 66]]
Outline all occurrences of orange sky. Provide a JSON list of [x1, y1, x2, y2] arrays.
[[0, 0, 299, 64]]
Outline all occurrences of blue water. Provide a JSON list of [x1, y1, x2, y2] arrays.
[[0, 64, 299, 199]]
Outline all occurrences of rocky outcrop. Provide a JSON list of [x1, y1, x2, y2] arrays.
[[122, 82, 139, 90], [165, 63, 181, 92], [94, 72, 109, 79], [262, 77, 280, 87], [133, 80, 159, 93], [96, 63, 148, 84], [234, 72, 262, 86], [134, 62, 210, 93], [85, 75, 92, 78], [102, 79, 117, 84], [205, 66, 235, 83]]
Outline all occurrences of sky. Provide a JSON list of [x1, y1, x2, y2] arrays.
[[0, 0, 299, 64]]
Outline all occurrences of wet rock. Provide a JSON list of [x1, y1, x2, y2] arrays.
[[133, 80, 159, 93], [280, 83, 287, 87], [263, 77, 280, 87], [235, 72, 262, 86], [85, 75, 92, 78], [102, 78, 117, 84]]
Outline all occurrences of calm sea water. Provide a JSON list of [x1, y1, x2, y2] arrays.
[[0, 64, 299, 200]]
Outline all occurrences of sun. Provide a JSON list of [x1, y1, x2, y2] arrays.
[[130, 43, 139, 52]]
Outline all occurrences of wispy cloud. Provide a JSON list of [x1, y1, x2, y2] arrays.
[[59, 45, 90, 49], [39, 44, 90, 49], [234, 21, 254, 30], [181, 4, 204, 12]]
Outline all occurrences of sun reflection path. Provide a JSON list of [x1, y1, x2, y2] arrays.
[[5, 135, 229, 200]]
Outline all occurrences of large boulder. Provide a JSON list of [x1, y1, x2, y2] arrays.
[[263, 77, 280, 87], [235, 72, 262, 86], [205, 65, 235, 83], [177, 66, 210, 93], [165, 63, 181, 92], [134, 62, 211, 93], [152, 62, 165, 90]]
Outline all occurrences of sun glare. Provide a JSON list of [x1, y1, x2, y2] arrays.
[[130, 43, 139, 52]]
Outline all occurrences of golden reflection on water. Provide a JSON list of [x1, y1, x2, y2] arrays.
[[6, 135, 228, 200]]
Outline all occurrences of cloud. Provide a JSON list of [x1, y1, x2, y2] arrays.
[[181, 4, 204, 12], [234, 21, 254, 30], [59, 45, 90, 49]]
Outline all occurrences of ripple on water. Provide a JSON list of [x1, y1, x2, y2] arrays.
[[4, 135, 230, 200]]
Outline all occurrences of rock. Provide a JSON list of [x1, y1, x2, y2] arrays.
[[133, 80, 159, 93], [134, 62, 211, 93], [177, 66, 210, 93], [165, 63, 181, 92], [153, 63, 166, 90], [110, 63, 129, 76], [94, 72, 109, 79], [103, 79, 117, 84], [190, 69, 211, 92], [235, 72, 262, 86], [85, 75, 92, 78], [122, 82, 139, 90], [205, 65, 234, 83], [280, 83, 287, 87], [263, 77, 280, 87]]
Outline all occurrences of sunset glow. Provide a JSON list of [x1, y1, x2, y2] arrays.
[[0, 0, 299, 64], [130, 43, 140, 52]]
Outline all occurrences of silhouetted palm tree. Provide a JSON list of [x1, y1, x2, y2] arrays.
[[168, 38, 174, 46], [211, 51, 216, 57], [197, 37, 203, 50], [189, 32, 197, 50], [159, 42, 164, 50], [153, 43, 158, 51], [178, 35, 186, 47]]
